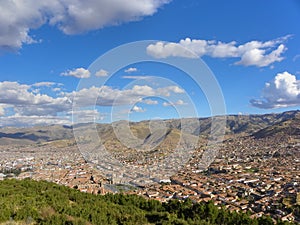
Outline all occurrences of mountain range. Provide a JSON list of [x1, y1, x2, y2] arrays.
[[0, 110, 299, 147]]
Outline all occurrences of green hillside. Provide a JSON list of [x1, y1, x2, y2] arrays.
[[0, 179, 296, 225]]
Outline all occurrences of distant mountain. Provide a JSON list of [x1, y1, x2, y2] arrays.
[[223, 110, 300, 135], [252, 114, 300, 139], [157, 110, 300, 136], [0, 124, 74, 145], [0, 110, 299, 146]]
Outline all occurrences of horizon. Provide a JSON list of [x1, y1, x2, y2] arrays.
[[0, 109, 299, 128]]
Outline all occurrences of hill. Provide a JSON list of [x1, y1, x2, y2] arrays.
[[0, 110, 299, 147], [0, 125, 74, 145], [0, 179, 294, 225], [252, 115, 300, 139]]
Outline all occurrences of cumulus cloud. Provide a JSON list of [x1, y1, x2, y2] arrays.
[[162, 102, 170, 107], [94, 85, 183, 106], [72, 85, 140, 107], [69, 109, 103, 123], [0, 82, 101, 126], [0, 0, 170, 51], [0, 80, 184, 126], [0, 82, 63, 106], [131, 105, 145, 113], [0, 82, 184, 110], [0, 81, 71, 116], [52, 87, 62, 92], [175, 99, 185, 105], [235, 44, 286, 67], [0, 104, 7, 116], [124, 67, 138, 73], [147, 36, 290, 67], [143, 99, 158, 105], [251, 71, 300, 108], [72, 85, 184, 108], [31, 82, 63, 93], [61, 68, 90, 78], [147, 41, 197, 58], [32, 82, 57, 87], [163, 99, 186, 107], [0, 115, 71, 127], [95, 69, 109, 77], [157, 86, 184, 96]]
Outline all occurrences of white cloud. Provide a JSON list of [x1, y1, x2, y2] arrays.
[[131, 105, 145, 113], [0, 80, 184, 126], [32, 82, 56, 87], [157, 86, 184, 96], [131, 85, 154, 96], [124, 67, 138, 73], [0, 81, 71, 116], [147, 36, 290, 67], [68, 84, 185, 107], [0, 0, 43, 51], [143, 99, 158, 105], [0, 115, 71, 127], [0, 0, 170, 51], [175, 99, 185, 105], [0, 81, 49, 105], [61, 68, 91, 78], [69, 109, 103, 123], [235, 44, 286, 67], [50, 0, 170, 35], [251, 71, 300, 108], [163, 99, 186, 107], [52, 87, 62, 92], [0, 104, 7, 116], [162, 102, 169, 107], [95, 69, 109, 77], [147, 41, 197, 58]]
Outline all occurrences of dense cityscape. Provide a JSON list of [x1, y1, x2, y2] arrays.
[[1, 112, 299, 223]]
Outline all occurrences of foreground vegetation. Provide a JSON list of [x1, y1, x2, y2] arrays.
[[0, 179, 296, 224]]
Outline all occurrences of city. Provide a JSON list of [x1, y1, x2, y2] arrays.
[[0, 111, 299, 223]]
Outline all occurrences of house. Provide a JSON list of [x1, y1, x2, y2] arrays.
[[281, 213, 295, 222], [0, 173, 6, 180]]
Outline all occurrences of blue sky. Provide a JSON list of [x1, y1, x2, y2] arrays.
[[0, 0, 299, 126]]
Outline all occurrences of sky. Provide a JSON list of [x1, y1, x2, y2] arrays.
[[0, 0, 300, 126]]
